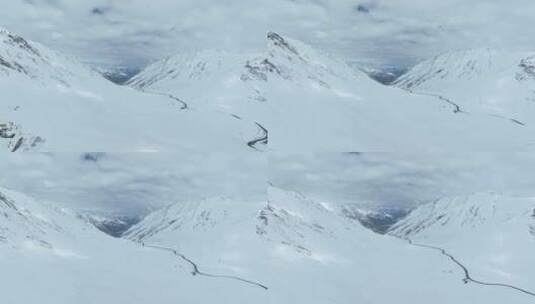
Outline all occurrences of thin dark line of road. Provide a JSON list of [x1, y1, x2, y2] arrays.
[[407, 239, 535, 298], [408, 90, 464, 114], [143, 244, 269, 290], [141, 90, 189, 110], [11, 137, 23, 152], [488, 114, 527, 127], [247, 122, 268, 151], [407, 90, 528, 127]]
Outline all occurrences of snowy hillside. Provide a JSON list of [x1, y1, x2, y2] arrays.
[[3, 182, 535, 303], [0, 186, 310, 303], [129, 33, 535, 152], [394, 48, 535, 127], [123, 187, 535, 303], [0, 28, 258, 152], [0, 186, 87, 249], [390, 193, 535, 295]]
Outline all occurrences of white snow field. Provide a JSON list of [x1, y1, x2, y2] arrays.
[[128, 33, 535, 152], [3, 28, 535, 152], [122, 187, 535, 303], [390, 193, 535, 297], [0, 28, 257, 152], [2, 180, 535, 303], [2, 16, 535, 304], [395, 48, 535, 129]]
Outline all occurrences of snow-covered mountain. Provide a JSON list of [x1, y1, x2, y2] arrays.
[[390, 193, 535, 293], [394, 48, 535, 127], [122, 187, 535, 303], [0, 186, 83, 248], [0, 186, 288, 303], [128, 33, 535, 152], [3, 28, 535, 152], [0, 28, 258, 152], [3, 182, 535, 303]]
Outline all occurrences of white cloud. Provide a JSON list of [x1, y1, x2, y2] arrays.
[[3, 0, 535, 69], [2, 152, 535, 214], [270, 152, 535, 209], [0, 152, 267, 214]]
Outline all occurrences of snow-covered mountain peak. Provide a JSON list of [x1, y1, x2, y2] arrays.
[[393, 47, 535, 128], [0, 29, 41, 56], [0, 28, 99, 86], [265, 31, 310, 66], [0, 29, 262, 153], [389, 192, 535, 291], [129, 31, 367, 92], [127, 49, 253, 89], [394, 47, 535, 91], [125, 32, 535, 152], [124, 196, 265, 242], [5, 184, 535, 303], [390, 192, 535, 238], [266, 186, 334, 218], [394, 48, 513, 89], [260, 31, 368, 86], [0, 186, 95, 249]]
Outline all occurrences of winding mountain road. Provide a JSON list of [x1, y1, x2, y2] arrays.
[[408, 90, 464, 114], [247, 122, 268, 151], [407, 90, 527, 127], [143, 243, 269, 291], [141, 90, 189, 110], [407, 239, 535, 298]]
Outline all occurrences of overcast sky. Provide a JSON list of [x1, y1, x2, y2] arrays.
[[1, 152, 535, 215], [0, 153, 267, 215], [270, 152, 535, 209], [2, 0, 535, 69]]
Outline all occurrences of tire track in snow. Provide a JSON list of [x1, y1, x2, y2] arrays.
[[406, 239, 535, 298], [143, 244, 269, 291]]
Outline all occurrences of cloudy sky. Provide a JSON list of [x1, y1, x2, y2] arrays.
[[0, 152, 267, 215], [270, 152, 535, 209], [1, 152, 535, 215], [2, 0, 535, 69]]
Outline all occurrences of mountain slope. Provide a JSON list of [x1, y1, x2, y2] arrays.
[[0, 28, 257, 152], [0, 186, 273, 303], [129, 34, 535, 152], [4, 184, 535, 303], [123, 187, 535, 303], [394, 48, 535, 126], [390, 193, 535, 292]]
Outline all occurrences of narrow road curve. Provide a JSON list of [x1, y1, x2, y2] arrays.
[[143, 244, 269, 291], [407, 90, 527, 127], [247, 122, 268, 151], [408, 90, 464, 114], [407, 239, 535, 298], [141, 90, 188, 110], [489, 114, 527, 127]]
